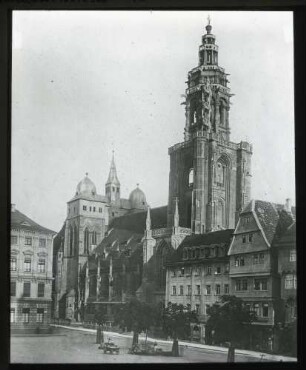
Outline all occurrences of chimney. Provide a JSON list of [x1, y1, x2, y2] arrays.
[[11, 204, 16, 212], [285, 198, 292, 213]]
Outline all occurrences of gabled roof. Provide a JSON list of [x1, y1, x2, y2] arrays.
[[110, 206, 167, 234], [253, 200, 279, 245], [11, 209, 56, 235], [229, 200, 295, 255]]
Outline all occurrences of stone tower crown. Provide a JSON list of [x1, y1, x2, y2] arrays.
[[184, 19, 232, 142]]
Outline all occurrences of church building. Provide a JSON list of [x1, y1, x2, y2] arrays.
[[53, 20, 254, 325], [52, 154, 148, 320]]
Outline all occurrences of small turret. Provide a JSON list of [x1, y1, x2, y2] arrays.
[[143, 207, 156, 265]]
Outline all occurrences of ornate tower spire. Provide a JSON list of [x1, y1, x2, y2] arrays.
[[183, 19, 232, 142], [105, 151, 121, 203]]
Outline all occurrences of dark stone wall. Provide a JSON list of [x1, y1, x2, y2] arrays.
[[168, 136, 252, 233]]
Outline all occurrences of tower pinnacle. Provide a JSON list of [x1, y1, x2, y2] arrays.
[[105, 151, 121, 203], [106, 151, 120, 187], [146, 206, 151, 231]]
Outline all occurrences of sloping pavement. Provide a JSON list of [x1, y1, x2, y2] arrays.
[[50, 324, 297, 362]]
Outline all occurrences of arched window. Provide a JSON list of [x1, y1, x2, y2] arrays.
[[219, 100, 226, 126], [69, 225, 73, 256], [210, 98, 215, 127], [74, 225, 78, 254], [84, 228, 89, 254], [92, 231, 97, 246], [216, 162, 225, 185], [189, 168, 194, 186]]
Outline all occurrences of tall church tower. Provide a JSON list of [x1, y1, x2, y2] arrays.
[[167, 19, 252, 233]]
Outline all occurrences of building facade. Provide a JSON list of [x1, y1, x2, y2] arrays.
[[167, 21, 252, 233], [10, 204, 56, 333], [165, 229, 233, 343], [52, 155, 149, 321], [228, 199, 295, 351], [51, 21, 296, 355], [274, 221, 296, 325], [53, 21, 254, 326]]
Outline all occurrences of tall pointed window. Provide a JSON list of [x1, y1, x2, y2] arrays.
[[216, 163, 224, 185], [189, 168, 194, 187], [69, 225, 74, 256], [84, 228, 89, 254], [92, 231, 97, 246]]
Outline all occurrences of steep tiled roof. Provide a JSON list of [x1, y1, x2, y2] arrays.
[[254, 200, 280, 245], [110, 206, 167, 234], [94, 228, 143, 256], [11, 209, 56, 235], [179, 229, 234, 248], [230, 200, 295, 255], [167, 229, 234, 264]]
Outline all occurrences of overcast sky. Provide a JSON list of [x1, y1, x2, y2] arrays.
[[11, 11, 295, 232]]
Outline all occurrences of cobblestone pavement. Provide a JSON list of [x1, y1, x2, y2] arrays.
[[11, 327, 271, 363]]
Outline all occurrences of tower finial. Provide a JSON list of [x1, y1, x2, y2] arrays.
[[205, 15, 212, 34]]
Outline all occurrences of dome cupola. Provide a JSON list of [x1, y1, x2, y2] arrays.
[[76, 173, 97, 197], [129, 184, 147, 210]]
